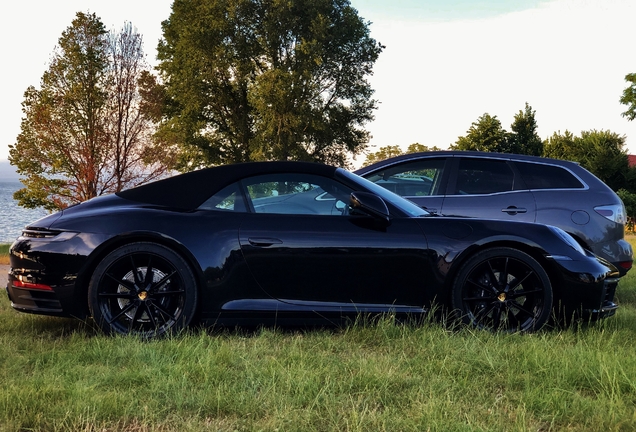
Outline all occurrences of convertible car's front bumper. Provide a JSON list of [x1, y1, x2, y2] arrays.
[[548, 251, 621, 320], [588, 275, 620, 319], [5, 233, 105, 319]]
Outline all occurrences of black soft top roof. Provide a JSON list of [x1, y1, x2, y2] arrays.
[[116, 161, 338, 210]]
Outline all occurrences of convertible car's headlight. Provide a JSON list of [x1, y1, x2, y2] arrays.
[[547, 225, 586, 256], [20, 229, 78, 242]]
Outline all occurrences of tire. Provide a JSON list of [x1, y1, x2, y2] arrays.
[[88, 242, 198, 338], [451, 247, 553, 333]]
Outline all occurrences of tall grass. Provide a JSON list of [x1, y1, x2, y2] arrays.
[[1, 243, 636, 431]]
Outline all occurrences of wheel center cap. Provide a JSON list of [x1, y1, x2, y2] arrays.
[[138, 291, 148, 301], [497, 293, 507, 302]]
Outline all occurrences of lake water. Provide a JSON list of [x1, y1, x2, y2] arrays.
[[0, 182, 49, 243]]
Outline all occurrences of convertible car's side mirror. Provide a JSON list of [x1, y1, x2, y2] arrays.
[[349, 192, 390, 223]]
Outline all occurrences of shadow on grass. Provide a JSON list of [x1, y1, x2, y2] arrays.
[[5, 304, 631, 343], [199, 309, 459, 339]]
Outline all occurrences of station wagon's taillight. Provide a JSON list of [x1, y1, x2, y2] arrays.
[[594, 204, 627, 225]]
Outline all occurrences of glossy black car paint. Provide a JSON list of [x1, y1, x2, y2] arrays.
[[5, 162, 618, 334]]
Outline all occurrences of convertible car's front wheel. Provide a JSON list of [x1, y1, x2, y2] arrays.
[[88, 242, 198, 338], [451, 247, 553, 332]]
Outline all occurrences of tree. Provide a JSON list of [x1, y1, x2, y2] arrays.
[[9, 13, 169, 211], [617, 189, 636, 225], [451, 113, 507, 152], [508, 103, 542, 156], [542, 130, 577, 160], [406, 143, 443, 154], [577, 130, 630, 191], [620, 73, 636, 121], [361, 143, 442, 167], [154, 0, 384, 170], [544, 129, 631, 191], [362, 145, 403, 166], [104, 23, 172, 192], [452, 104, 542, 155]]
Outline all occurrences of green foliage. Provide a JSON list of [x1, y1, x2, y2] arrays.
[[544, 129, 632, 191], [362, 143, 442, 167], [508, 102, 543, 155], [9, 13, 169, 211], [406, 143, 442, 153], [617, 189, 636, 219], [620, 73, 636, 121], [578, 130, 631, 191], [362, 145, 403, 166], [451, 103, 542, 156], [155, 0, 383, 169], [542, 130, 577, 160], [452, 113, 508, 152], [0, 244, 9, 265]]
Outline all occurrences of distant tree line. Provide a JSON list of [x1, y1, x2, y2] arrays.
[[363, 143, 444, 166]]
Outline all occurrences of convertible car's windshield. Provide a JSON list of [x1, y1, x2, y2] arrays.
[[337, 169, 430, 217]]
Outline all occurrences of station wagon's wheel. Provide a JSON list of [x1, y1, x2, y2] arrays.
[[88, 242, 198, 338], [451, 247, 553, 332]]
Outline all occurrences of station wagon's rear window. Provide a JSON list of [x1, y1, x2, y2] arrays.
[[515, 162, 584, 189]]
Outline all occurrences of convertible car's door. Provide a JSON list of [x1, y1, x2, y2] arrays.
[[239, 214, 430, 309], [236, 172, 431, 310]]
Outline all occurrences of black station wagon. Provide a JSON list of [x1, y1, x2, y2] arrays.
[[355, 151, 633, 275]]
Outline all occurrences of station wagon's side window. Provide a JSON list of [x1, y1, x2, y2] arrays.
[[363, 158, 446, 197], [241, 173, 353, 215], [453, 158, 518, 195], [515, 162, 585, 189]]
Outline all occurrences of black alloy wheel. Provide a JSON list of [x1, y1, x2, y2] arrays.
[[88, 242, 198, 337], [451, 247, 553, 332]]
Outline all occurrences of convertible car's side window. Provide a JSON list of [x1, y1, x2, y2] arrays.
[[242, 173, 353, 215], [198, 183, 247, 212]]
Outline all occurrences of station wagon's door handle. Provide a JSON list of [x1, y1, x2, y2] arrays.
[[502, 206, 527, 215], [248, 237, 283, 247]]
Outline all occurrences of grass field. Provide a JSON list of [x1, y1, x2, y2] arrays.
[[1, 241, 636, 431], [0, 244, 9, 265]]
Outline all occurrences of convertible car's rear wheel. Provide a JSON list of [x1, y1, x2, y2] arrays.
[[88, 242, 198, 338], [451, 247, 553, 332]]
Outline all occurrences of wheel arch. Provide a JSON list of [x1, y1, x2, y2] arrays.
[[76, 232, 204, 318], [442, 239, 564, 305]]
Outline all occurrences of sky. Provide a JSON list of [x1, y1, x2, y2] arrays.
[[1, 0, 635, 177]]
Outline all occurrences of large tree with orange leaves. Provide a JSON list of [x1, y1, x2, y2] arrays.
[[9, 12, 170, 211]]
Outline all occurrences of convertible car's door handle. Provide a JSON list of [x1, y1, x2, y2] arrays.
[[501, 206, 527, 215], [247, 237, 283, 247]]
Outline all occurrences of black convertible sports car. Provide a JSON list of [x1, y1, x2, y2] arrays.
[[6, 162, 620, 337]]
